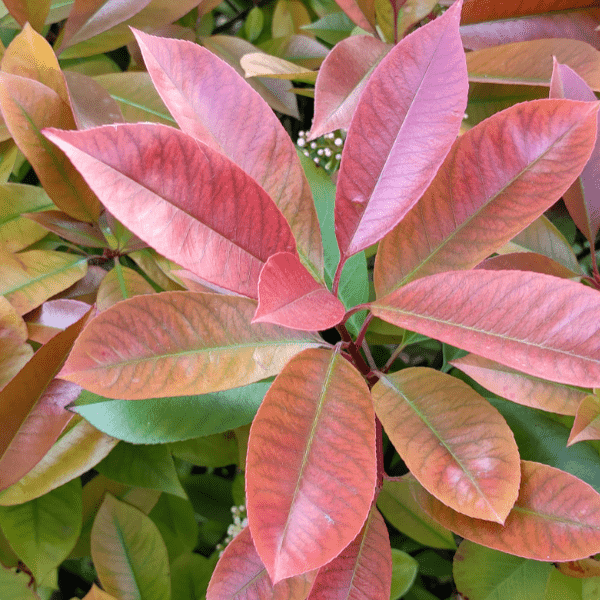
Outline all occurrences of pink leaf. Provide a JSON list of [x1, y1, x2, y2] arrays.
[[334, 0, 467, 259], [132, 30, 323, 278], [374, 99, 599, 296], [44, 124, 296, 298], [411, 461, 600, 561], [308, 36, 390, 140], [550, 60, 600, 248], [475, 253, 581, 280], [370, 269, 600, 388], [253, 252, 345, 331], [308, 506, 392, 600], [568, 395, 600, 446], [247, 348, 376, 583]]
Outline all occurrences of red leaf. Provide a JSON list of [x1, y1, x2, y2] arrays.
[[475, 253, 581, 280], [567, 394, 600, 446], [247, 348, 376, 583], [370, 269, 600, 388], [207, 527, 316, 600], [308, 36, 389, 140], [253, 252, 345, 331], [334, 0, 467, 259], [132, 30, 323, 279], [308, 506, 392, 600], [550, 60, 600, 249], [374, 99, 599, 296], [411, 461, 600, 561], [451, 354, 589, 416], [44, 124, 296, 298], [373, 368, 520, 523]]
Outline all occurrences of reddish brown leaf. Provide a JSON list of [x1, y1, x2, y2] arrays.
[[567, 394, 600, 445], [0, 296, 32, 392], [247, 348, 376, 583], [307, 506, 392, 600], [0, 307, 91, 491], [373, 368, 520, 523], [253, 252, 345, 331], [44, 124, 296, 298], [207, 527, 317, 600], [467, 39, 600, 91], [370, 269, 600, 388], [2, 0, 50, 31], [451, 354, 589, 416], [132, 30, 323, 280], [334, 0, 467, 259], [59, 292, 323, 399], [550, 61, 600, 249], [411, 461, 600, 561], [308, 36, 389, 140], [332, 0, 376, 32], [460, 9, 600, 50], [475, 253, 581, 280], [374, 99, 599, 296], [556, 557, 600, 579], [24, 210, 108, 247]]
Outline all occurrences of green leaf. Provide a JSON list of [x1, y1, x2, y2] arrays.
[[92, 493, 170, 600], [544, 568, 583, 600], [184, 474, 234, 524], [0, 479, 82, 581], [245, 6, 264, 42], [171, 552, 217, 600], [169, 432, 238, 468], [390, 548, 418, 600], [301, 11, 355, 45], [0, 564, 38, 600], [72, 381, 270, 444], [95, 442, 187, 499]]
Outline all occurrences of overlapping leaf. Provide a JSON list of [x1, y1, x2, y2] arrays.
[[24, 210, 107, 247], [307, 506, 392, 600], [373, 368, 520, 523], [308, 35, 389, 139], [334, 0, 467, 260], [374, 99, 599, 295], [2, 0, 50, 31], [568, 395, 600, 446], [24, 298, 91, 344], [371, 269, 600, 388], [96, 264, 154, 311], [0, 296, 32, 392], [332, 0, 376, 32], [475, 252, 581, 279], [451, 354, 589, 415], [45, 124, 296, 297], [240, 53, 316, 82], [247, 348, 376, 583], [132, 30, 323, 279], [59, 292, 322, 399], [412, 461, 600, 561], [253, 252, 345, 331]]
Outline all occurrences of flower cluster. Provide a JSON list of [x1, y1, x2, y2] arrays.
[[297, 129, 346, 174], [216, 504, 248, 556]]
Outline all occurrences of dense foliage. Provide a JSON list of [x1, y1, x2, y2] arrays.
[[2, 0, 600, 599]]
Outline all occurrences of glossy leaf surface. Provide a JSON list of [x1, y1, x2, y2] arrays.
[[451, 354, 588, 415], [308, 35, 389, 139], [247, 348, 376, 582], [253, 252, 345, 331], [568, 395, 600, 446], [307, 506, 392, 600], [60, 292, 322, 399], [133, 31, 323, 278], [374, 99, 599, 295], [371, 269, 600, 388], [373, 368, 520, 523], [334, 0, 467, 259], [91, 493, 170, 600], [412, 461, 600, 561], [45, 124, 296, 298]]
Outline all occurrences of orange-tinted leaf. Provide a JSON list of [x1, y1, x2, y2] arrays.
[[412, 461, 600, 561], [24, 210, 108, 247], [25, 299, 92, 344], [0, 248, 88, 315], [308, 36, 389, 140], [0, 296, 32, 392], [0, 308, 91, 491], [240, 52, 316, 82], [374, 99, 599, 295], [45, 124, 296, 298], [550, 61, 600, 248], [308, 506, 392, 600], [467, 39, 600, 91], [556, 557, 600, 579], [60, 292, 323, 399], [370, 269, 600, 388], [82, 584, 119, 600], [207, 527, 316, 600], [332, 0, 376, 33], [253, 252, 345, 331], [2, 0, 50, 31], [256, 34, 329, 70], [475, 252, 581, 279], [96, 264, 154, 311], [0, 73, 101, 222], [132, 31, 323, 280], [247, 348, 376, 582], [460, 8, 600, 51], [568, 394, 600, 446], [373, 368, 520, 523], [451, 354, 589, 416], [335, 0, 467, 259]]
